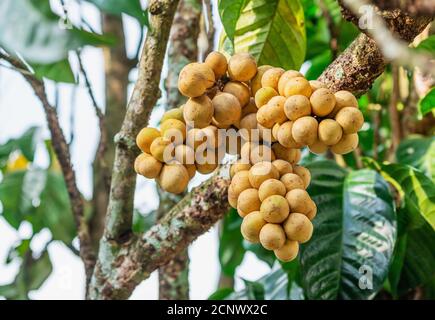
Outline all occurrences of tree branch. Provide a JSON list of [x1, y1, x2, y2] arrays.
[[89, 175, 229, 299], [373, 0, 435, 16], [319, 4, 431, 95], [0, 51, 95, 282]]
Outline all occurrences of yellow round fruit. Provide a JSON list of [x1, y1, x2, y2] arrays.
[[310, 88, 336, 117], [261, 67, 285, 91], [306, 200, 317, 220], [259, 223, 286, 250], [277, 121, 303, 149], [278, 70, 303, 96], [335, 107, 364, 134], [223, 81, 251, 107], [230, 160, 251, 178], [134, 153, 163, 179], [239, 113, 259, 141], [284, 77, 312, 98], [212, 92, 242, 127], [292, 116, 318, 146], [178, 62, 215, 97], [258, 179, 287, 202], [228, 53, 257, 82], [205, 51, 228, 79], [255, 87, 278, 108], [250, 144, 276, 164], [136, 127, 161, 153], [230, 170, 252, 197], [241, 211, 267, 243], [293, 165, 311, 189], [280, 173, 305, 192], [241, 98, 258, 116], [150, 137, 174, 163], [283, 213, 313, 243], [161, 106, 185, 123], [318, 119, 343, 146], [286, 189, 312, 215], [309, 80, 326, 92], [184, 164, 197, 180], [184, 95, 214, 128], [251, 65, 273, 96], [238, 188, 261, 218], [331, 90, 358, 117], [272, 123, 281, 141], [272, 159, 293, 176], [225, 129, 243, 155], [256, 105, 275, 129], [308, 140, 328, 154], [161, 118, 186, 144], [186, 128, 205, 150], [158, 164, 190, 194], [330, 133, 359, 154], [260, 195, 290, 223], [195, 148, 221, 174], [248, 161, 279, 188], [258, 123, 276, 144], [272, 143, 301, 164], [174, 144, 195, 165], [274, 240, 299, 262], [202, 125, 224, 149], [284, 95, 312, 121], [267, 96, 287, 124], [228, 184, 239, 209]]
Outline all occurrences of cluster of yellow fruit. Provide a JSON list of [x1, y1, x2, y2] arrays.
[[242, 65, 364, 156], [229, 160, 316, 262], [134, 51, 253, 194]]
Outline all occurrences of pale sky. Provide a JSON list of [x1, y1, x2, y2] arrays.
[[0, 0, 270, 300]]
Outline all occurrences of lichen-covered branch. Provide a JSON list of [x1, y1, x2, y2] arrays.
[[319, 4, 431, 95], [0, 51, 95, 283], [158, 0, 202, 300], [89, 175, 230, 300], [103, 0, 180, 242]]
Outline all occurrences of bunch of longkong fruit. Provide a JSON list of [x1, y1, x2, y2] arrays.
[[135, 51, 364, 262]]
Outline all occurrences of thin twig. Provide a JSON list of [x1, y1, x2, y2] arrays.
[[0, 51, 96, 283], [203, 0, 216, 58], [75, 50, 110, 190]]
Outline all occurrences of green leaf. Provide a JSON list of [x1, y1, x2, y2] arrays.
[[0, 0, 114, 64], [219, 209, 246, 277], [0, 248, 52, 300], [365, 159, 435, 231], [208, 288, 234, 300], [219, 0, 306, 70], [0, 169, 75, 244], [415, 35, 435, 53], [218, 0, 246, 41], [418, 87, 435, 116], [300, 161, 397, 300], [132, 210, 156, 233], [84, 0, 148, 26], [30, 59, 76, 83], [396, 136, 435, 181], [305, 50, 332, 80], [0, 127, 39, 167], [398, 221, 435, 293]]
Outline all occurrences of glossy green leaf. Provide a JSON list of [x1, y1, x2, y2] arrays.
[[300, 161, 396, 300], [219, 209, 246, 277], [84, 0, 148, 26], [0, 0, 114, 64], [219, 0, 306, 70], [208, 288, 234, 300], [305, 50, 332, 80], [415, 35, 435, 53], [365, 159, 435, 231], [396, 136, 435, 181], [31, 59, 76, 83], [418, 87, 435, 116]]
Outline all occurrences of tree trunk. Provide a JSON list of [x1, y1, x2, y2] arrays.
[[157, 0, 202, 301], [89, 14, 131, 250]]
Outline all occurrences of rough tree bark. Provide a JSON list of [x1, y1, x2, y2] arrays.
[[87, 3, 432, 299], [158, 0, 202, 300], [373, 0, 435, 16], [89, 14, 131, 251]]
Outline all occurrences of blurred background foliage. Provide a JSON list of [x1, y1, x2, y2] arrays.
[[0, 0, 434, 300]]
